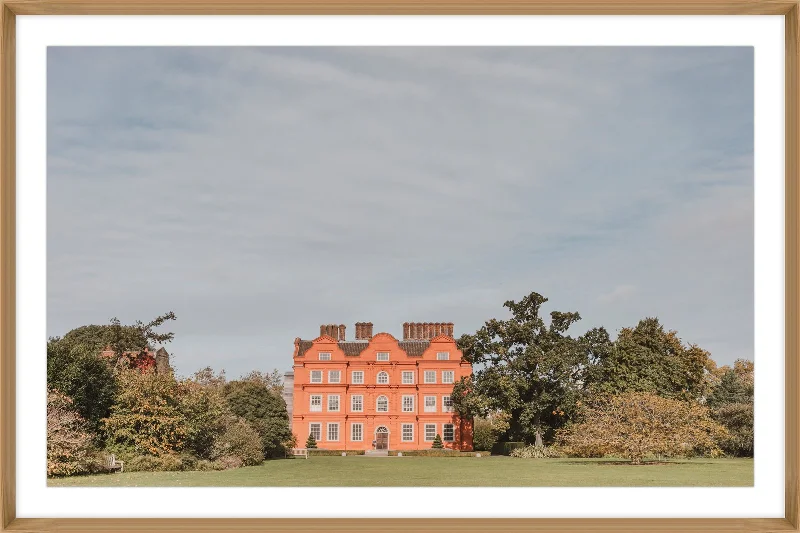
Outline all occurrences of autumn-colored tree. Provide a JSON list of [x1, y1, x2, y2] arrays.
[[102, 367, 188, 456], [557, 392, 727, 464], [47, 389, 103, 476]]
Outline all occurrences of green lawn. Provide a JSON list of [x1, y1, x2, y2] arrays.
[[48, 456, 753, 487]]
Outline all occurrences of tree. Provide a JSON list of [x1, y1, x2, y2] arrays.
[[557, 392, 726, 464], [706, 360, 754, 457], [472, 411, 511, 451], [240, 369, 284, 395], [585, 317, 715, 401], [455, 291, 588, 445], [306, 434, 318, 449], [223, 380, 292, 458], [211, 415, 264, 467], [47, 339, 117, 436], [178, 375, 230, 459], [103, 367, 188, 456], [431, 434, 443, 449], [47, 389, 103, 476]]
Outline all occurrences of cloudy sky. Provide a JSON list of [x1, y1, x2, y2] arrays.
[[47, 47, 753, 379]]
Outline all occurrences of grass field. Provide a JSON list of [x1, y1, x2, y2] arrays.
[[48, 456, 753, 487]]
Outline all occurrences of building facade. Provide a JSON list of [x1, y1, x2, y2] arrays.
[[291, 322, 473, 451]]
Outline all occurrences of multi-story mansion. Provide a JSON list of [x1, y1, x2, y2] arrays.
[[291, 322, 473, 452]]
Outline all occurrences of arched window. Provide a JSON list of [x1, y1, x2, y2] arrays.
[[377, 371, 389, 384], [376, 395, 389, 412]]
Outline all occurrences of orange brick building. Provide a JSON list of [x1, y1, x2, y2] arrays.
[[291, 322, 473, 452]]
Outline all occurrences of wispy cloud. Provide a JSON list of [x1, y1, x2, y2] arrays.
[[47, 46, 754, 377]]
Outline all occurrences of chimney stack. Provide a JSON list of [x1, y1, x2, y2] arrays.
[[403, 322, 454, 340], [338, 324, 346, 341], [320, 324, 345, 340], [355, 322, 373, 340]]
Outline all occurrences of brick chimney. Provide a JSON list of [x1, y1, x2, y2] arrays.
[[403, 322, 454, 340], [338, 324, 346, 341], [355, 322, 373, 340], [320, 324, 344, 340]]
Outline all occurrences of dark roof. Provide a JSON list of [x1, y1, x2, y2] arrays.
[[295, 339, 431, 358]]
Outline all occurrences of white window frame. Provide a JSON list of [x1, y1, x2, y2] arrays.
[[309, 394, 322, 412], [402, 395, 415, 412], [351, 394, 363, 412], [401, 423, 414, 442], [436, 352, 450, 360], [351, 370, 364, 384], [376, 395, 389, 412], [443, 423, 455, 442], [351, 423, 363, 442], [424, 396, 437, 412], [425, 423, 437, 441], [442, 395, 454, 412], [328, 370, 341, 384], [377, 371, 389, 385], [376, 352, 390, 361], [424, 370, 436, 384], [442, 370, 455, 384], [327, 422, 340, 442], [309, 422, 321, 441], [328, 394, 340, 412], [402, 371, 414, 384], [318, 352, 331, 360], [310, 370, 322, 383]]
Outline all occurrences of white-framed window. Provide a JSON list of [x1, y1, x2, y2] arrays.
[[402, 395, 415, 412], [402, 424, 414, 442], [318, 352, 331, 360], [351, 423, 363, 442], [442, 370, 455, 384], [328, 370, 341, 383], [443, 423, 455, 441], [376, 395, 389, 412], [424, 396, 436, 412], [352, 371, 364, 384], [377, 371, 389, 384], [310, 370, 322, 383], [402, 371, 414, 384], [328, 394, 340, 412], [437, 352, 450, 360], [442, 395, 454, 412], [327, 422, 339, 441], [309, 394, 322, 412], [351, 394, 363, 412], [309, 422, 321, 441], [424, 370, 436, 383], [377, 352, 390, 361], [425, 423, 437, 441]]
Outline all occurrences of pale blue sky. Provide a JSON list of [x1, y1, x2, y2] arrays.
[[47, 47, 754, 378]]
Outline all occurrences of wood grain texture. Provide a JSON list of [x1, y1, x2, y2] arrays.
[[787, 4, 800, 530], [0, 0, 796, 15], [0, 4, 14, 531], [0, 2, 797, 532]]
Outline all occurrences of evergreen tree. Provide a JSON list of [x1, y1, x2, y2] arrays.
[[306, 433, 318, 449], [431, 434, 443, 449]]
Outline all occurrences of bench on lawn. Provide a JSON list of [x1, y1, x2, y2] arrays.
[[106, 454, 124, 473], [286, 448, 309, 459]]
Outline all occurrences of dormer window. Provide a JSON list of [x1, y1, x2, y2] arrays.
[[319, 352, 331, 361], [436, 352, 450, 360], [377, 352, 390, 361]]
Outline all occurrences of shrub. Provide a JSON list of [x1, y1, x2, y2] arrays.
[[472, 412, 511, 451], [195, 459, 226, 471], [306, 434, 318, 449], [510, 445, 562, 459], [47, 390, 106, 477], [216, 455, 244, 470], [490, 441, 526, 456], [211, 416, 264, 467], [125, 453, 183, 472], [431, 434, 443, 449]]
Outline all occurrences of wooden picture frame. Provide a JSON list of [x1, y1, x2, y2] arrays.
[[1, 2, 796, 532]]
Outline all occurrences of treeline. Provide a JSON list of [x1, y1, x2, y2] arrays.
[[456, 292, 754, 462], [46, 313, 293, 477]]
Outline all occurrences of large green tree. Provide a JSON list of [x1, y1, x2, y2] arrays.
[[223, 380, 291, 458], [706, 360, 754, 457], [584, 317, 715, 401], [454, 292, 588, 445]]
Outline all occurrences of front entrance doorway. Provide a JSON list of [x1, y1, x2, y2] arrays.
[[375, 426, 389, 450]]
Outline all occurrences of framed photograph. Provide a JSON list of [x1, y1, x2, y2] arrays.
[[1, 2, 797, 532]]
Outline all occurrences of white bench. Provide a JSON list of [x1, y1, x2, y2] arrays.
[[106, 454, 124, 473], [286, 448, 309, 459]]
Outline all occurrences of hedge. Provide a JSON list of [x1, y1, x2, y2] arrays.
[[307, 449, 366, 456], [388, 450, 490, 457], [491, 441, 526, 456]]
